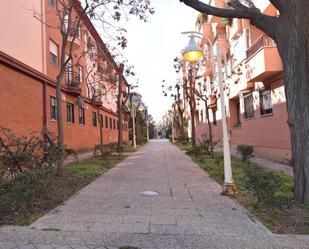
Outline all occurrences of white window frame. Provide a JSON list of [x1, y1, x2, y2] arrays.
[[49, 40, 58, 65]]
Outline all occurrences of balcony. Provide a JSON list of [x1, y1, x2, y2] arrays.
[[245, 35, 283, 82], [67, 23, 81, 50], [94, 98, 103, 107], [66, 70, 82, 96]]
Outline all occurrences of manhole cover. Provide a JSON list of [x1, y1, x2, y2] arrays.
[[141, 191, 159, 197]]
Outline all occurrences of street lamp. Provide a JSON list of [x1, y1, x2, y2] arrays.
[[181, 31, 237, 195], [183, 36, 204, 62], [130, 93, 142, 149]]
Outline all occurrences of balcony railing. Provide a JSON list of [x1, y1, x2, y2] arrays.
[[246, 34, 276, 60], [66, 70, 81, 88]]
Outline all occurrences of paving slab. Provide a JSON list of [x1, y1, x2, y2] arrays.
[[0, 140, 308, 248]]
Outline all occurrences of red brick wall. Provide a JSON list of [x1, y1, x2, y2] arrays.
[[0, 63, 43, 136], [210, 80, 290, 162], [1, 62, 128, 151]]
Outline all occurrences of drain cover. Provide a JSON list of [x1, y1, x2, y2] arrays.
[[142, 191, 159, 197]]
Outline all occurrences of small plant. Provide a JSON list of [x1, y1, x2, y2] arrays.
[[237, 144, 254, 161], [244, 165, 281, 204], [187, 145, 204, 156], [42, 227, 62, 232], [197, 134, 221, 156]]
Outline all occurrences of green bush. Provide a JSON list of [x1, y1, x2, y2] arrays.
[[237, 144, 254, 161], [187, 145, 204, 156], [244, 165, 281, 204]]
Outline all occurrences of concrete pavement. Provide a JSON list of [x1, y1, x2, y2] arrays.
[[0, 140, 308, 248]]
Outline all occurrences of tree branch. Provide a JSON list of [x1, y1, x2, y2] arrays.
[[179, 0, 280, 39]]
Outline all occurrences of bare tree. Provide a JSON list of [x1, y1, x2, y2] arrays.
[[180, 0, 309, 203], [33, 0, 153, 176]]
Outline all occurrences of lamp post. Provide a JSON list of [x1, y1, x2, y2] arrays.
[[181, 31, 237, 195], [130, 93, 142, 149], [131, 107, 137, 149], [182, 36, 202, 147]]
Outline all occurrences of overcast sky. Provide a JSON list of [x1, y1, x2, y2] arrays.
[[123, 1, 197, 122]]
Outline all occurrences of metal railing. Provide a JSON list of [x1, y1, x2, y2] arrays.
[[65, 70, 81, 88], [246, 34, 276, 59]]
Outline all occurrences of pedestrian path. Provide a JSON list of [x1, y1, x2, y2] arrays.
[[0, 140, 308, 249]]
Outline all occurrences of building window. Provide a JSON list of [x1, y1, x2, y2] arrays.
[[260, 89, 273, 116], [49, 0, 57, 9], [75, 27, 81, 40], [100, 114, 103, 128], [105, 116, 108, 128], [109, 117, 112, 129], [92, 112, 97, 126], [50, 96, 57, 120], [236, 102, 241, 127], [67, 102, 74, 123], [244, 94, 254, 119], [113, 119, 116, 130], [79, 107, 85, 125], [212, 111, 217, 126], [78, 65, 83, 83], [49, 40, 58, 65]]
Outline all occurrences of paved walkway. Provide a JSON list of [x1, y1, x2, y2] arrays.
[[1, 140, 308, 249]]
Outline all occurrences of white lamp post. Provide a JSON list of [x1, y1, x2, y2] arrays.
[[130, 93, 142, 149], [181, 31, 237, 195]]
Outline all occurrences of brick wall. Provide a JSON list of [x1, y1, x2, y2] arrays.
[[0, 60, 128, 151]]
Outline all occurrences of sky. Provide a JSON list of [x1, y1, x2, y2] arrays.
[[123, 1, 198, 122]]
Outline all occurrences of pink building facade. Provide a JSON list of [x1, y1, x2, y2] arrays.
[[190, 0, 291, 162]]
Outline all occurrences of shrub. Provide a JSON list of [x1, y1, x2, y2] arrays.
[[187, 145, 204, 156], [0, 127, 61, 180], [237, 144, 254, 161], [244, 165, 281, 204]]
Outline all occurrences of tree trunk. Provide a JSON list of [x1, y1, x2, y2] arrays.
[[179, 109, 185, 140], [188, 67, 196, 147], [97, 108, 103, 156], [56, 76, 64, 176], [274, 21, 309, 203], [205, 102, 214, 158], [117, 74, 124, 149]]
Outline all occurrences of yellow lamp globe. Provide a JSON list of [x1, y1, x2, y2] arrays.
[[138, 105, 144, 112], [183, 36, 204, 62]]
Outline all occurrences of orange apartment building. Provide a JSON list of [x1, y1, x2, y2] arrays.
[[187, 0, 290, 162], [0, 0, 129, 151]]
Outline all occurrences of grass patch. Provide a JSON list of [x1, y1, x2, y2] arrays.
[[16, 213, 39, 226], [174, 141, 308, 234], [0, 154, 126, 226]]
